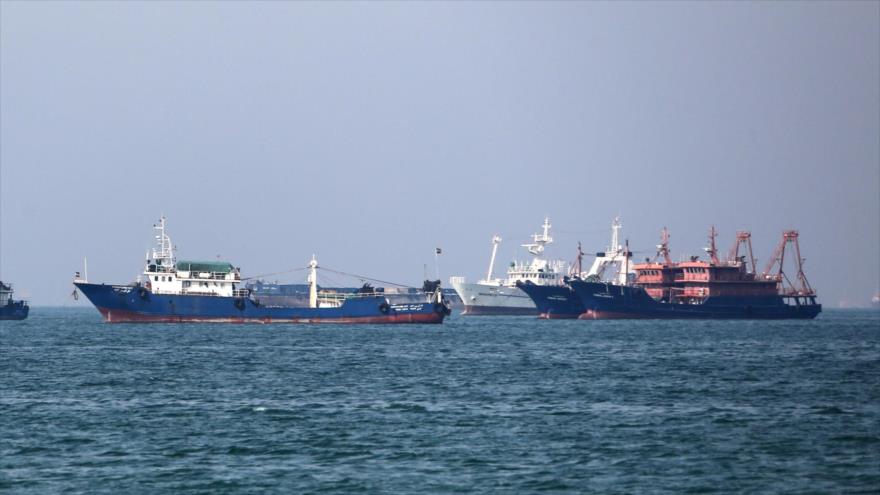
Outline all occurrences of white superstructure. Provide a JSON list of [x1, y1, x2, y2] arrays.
[[451, 218, 566, 314], [580, 217, 632, 285], [141, 215, 244, 297]]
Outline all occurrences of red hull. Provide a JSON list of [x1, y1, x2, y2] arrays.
[[98, 308, 444, 324]]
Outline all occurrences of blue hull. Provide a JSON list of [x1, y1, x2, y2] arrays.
[[0, 301, 29, 320], [568, 280, 821, 320], [516, 281, 584, 319], [75, 283, 447, 324]]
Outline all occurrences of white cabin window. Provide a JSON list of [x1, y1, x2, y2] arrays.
[[154, 276, 158, 281]]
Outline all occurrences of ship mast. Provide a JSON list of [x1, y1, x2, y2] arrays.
[[611, 217, 628, 285], [654, 227, 672, 266], [308, 255, 318, 308], [584, 217, 628, 283], [610, 217, 621, 254], [151, 215, 176, 270], [704, 225, 720, 264], [485, 235, 502, 282], [572, 241, 584, 278], [522, 217, 553, 257]]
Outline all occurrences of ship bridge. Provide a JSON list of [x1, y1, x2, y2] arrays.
[[142, 216, 241, 297], [175, 261, 236, 277]]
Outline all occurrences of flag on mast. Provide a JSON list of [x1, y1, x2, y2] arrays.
[[434, 248, 442, 280]]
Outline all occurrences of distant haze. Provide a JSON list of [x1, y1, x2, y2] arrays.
[[1, 1, 878, 307]]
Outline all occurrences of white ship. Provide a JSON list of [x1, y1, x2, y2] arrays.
[[450, 218, 566, 315]]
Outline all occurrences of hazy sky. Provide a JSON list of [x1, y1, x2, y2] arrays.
[[1, 1, 878, 307]]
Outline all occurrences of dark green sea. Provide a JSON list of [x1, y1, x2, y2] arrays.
[[2, 308, 879, 493]]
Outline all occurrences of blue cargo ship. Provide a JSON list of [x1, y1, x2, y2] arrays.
[[0, 281, 29, 320], [74, 216, 450, 324], [74, 282, 448, 323]]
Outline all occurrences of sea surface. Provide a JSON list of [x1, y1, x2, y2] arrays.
[[1, 308, 879, 493]]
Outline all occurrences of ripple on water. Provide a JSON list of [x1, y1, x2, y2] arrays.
[[0, 309, 878, 493]]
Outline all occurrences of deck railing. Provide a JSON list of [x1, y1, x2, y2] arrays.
[[176, 271, 240, 281], [318, 291, 386, 302]]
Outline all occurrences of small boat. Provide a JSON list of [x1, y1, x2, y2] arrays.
[[0, 281, 29, 321]]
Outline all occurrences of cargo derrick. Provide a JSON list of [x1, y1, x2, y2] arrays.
[[727, 231, 757, 274], [761, 230, 816, 299]]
